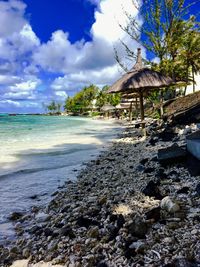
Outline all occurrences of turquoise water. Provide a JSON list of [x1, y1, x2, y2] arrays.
[[0, 115, 121, 237]]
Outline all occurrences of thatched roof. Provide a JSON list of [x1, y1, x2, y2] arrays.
[[101, 104, 115, 112], [108, 48, 174, 94], [165, 91, 200, 118], [108, 68, 174, 93], [116, 103, 132, 109]]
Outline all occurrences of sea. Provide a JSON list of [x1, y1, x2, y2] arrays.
[[0, 114, 121, 241]]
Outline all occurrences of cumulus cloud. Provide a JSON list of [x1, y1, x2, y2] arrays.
[[0, 0, 26, 38], [34, 0, 138, 74], [0, 0, 141, 112]]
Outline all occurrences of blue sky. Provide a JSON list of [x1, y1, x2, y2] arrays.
[[0, 0, 198, 113]]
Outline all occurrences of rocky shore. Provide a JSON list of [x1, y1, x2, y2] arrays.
[[1, 121, 200, 267]]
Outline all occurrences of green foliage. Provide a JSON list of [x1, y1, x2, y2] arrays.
[[116, 0, 200, 91], [90, 111, 101, 117], [46, 101, 62, 114], [64, 85, 121, 115], [96, 86, 121, 109], [64, 85, 99, 114]]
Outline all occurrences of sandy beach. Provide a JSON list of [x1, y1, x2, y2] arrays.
[[2, 121, 200, 267]]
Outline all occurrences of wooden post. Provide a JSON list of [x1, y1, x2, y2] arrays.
[[139, 91, 145, 128], [135, 97, 138, 119], [160, 91, 164, 118], [129, 101, 133, 122]]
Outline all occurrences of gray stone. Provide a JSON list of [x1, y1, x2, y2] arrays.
[[158, 143, 186, 165], [161, 196, 180, 213], [128, 217, 148, 238]]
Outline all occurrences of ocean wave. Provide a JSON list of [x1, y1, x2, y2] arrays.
[[0, 163, 77, 180], [15, 145, 97, 157]]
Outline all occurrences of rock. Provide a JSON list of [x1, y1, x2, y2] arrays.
[[158, 143, 186, 166], [59, 226, 75, 238], [161, 196, 180, 213], [167, 222, 180, 230], [136, 164, 145, 172], [177, 186, 190, 194], [124, 240, 137, 259], [35, 212, 51, 223], [145, 207, 161, 222], [158, 128, 177, 141], [61, 205, 69, 213], [142, 180, 163, 200], [87, 226, 99, 238], [110, 214, 118, 222], [77, 216, 99, 228], [165, 258, 199, 267], [163, 237, 174, 244], [143, 167, 154, 173], [155, 168, 168, 180], [8, 212, 24, 221], [140, 158, 148, 165], [22, 248, 30, 258], [29, 194, 38, 199], [108, 225, 119, 241], [43, 228, 53, 237], [9, 246, 18, 254], [196, 183, 200, 196], [128, 217, 148, 238], [28, 225, 41, 234], [129, 240, 146, 253], [117, 214, 125, 229], [47, 240, 58, 251], [96, 262, 108, 267], [98, 196, 107, 205], [149, 138, 157, 146]]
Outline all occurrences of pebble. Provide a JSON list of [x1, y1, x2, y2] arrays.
[[3, 122, 200, 267], [160, 196, 180, 213]]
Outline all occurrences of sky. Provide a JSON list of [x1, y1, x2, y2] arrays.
[[0, 0, 198, 113]]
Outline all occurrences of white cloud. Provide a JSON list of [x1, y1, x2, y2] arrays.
[[54, 91, 68, 98], [0, 0, 26, 38], [9, 78, 41, 92], [91, 0, 138, 42], [3, 91, 33, 100], [0, 99, 21, 107], [0, 0, 142, 112], [0, 74, 20, 85], [34, 0, 139, 75]]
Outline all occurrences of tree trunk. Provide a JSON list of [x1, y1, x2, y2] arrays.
[[184, 66, 189, 96], [192, 66, 195, 93], [139, 91, 145, 129], [183, 85, 187, 96]]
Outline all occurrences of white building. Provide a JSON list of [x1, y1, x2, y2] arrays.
[[185, 74, 200, 95]]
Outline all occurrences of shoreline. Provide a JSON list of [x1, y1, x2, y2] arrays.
[[2, 121, 200, 266], [0, 116, 124, 229]]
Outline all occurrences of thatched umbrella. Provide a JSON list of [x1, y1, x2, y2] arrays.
[[101, 103, 115, 112], [108, 48, 175, 127], [121, 92, 140, 120], [101, 103, 115, 118], [116, 102, 134, 121]]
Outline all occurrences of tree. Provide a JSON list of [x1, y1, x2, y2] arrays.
[[96, 86, 121, 110], [46, 101, 62, 114], [116, 0, 200, 81], [56, 103, 62, 113], [179, 30, 200, 92], [47, 100, 57, 114], [64, 85, 99, 114]]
